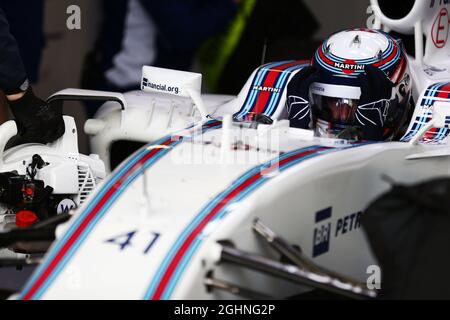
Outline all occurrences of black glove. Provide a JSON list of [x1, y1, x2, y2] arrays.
[[8, 87, 65, 144], [286, 65, 321, 129], [357, 65, 395, 141]]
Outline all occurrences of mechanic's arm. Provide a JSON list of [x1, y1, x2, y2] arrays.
[[139, 0, 239, 51], [0, 8, 27, 97], [0, 8, 64, 144]]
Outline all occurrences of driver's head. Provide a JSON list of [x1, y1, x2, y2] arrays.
[[288, 29, 412, 141], [309, 82, 362, 139]]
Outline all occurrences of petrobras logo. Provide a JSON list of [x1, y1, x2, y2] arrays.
[[252, 85, 281, 93], [313, 207, 332, 257], [334, 60, 365, 75], [313, 207, 363, 257]]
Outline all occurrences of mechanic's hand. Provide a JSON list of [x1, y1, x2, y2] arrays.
[[8, 87, 65, 144], [286, 65, 320, 129]]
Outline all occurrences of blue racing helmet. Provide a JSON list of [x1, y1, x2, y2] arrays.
[[308, 28, 412, 141]]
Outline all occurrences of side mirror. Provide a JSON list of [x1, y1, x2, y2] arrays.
[[409, 101, 450, 145], [47, 88, 127, 110], [47, 88, 128, 132], [140, 66, 208, 120]]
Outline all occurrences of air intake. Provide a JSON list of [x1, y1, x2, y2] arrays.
[[76, 164, 97, 205], [377, 0, 415, 20]]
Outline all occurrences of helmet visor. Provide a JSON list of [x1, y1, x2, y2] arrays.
[[311, 93, 359, 126]]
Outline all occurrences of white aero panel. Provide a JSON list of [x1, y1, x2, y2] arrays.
[[141, 66, 201, 98]]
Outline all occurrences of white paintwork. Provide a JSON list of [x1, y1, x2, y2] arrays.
[[141, 66, 202, 98], [26, 127, 450, 300], [327, 29, 389, 59], [141, 66, 208, 119], [17, 0, 450, 300], [0, 121, 17, 167], [0, 116, 105, 204], [0, 117, 106, 261], [86, 90, 234, 172], [0, 117, 105, 194], [431, 101, 450, 127]]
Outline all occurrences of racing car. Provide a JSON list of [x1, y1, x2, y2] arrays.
[[10, 0, 450, 299]]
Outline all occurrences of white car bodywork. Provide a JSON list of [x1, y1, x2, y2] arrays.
[[1, 117, 105, 198], [0, 116, 105, 261], [16, 0, 450, 299]]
